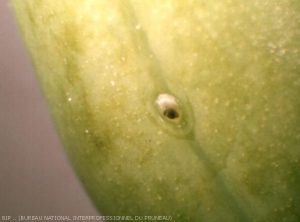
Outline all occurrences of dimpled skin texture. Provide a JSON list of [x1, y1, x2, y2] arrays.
[[11, 0, 300, 221]]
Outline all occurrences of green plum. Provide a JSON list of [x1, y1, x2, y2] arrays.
[[11, 0, 300, 221]]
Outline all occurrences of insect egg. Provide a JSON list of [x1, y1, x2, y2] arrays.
[[155, 94, 181, 121]]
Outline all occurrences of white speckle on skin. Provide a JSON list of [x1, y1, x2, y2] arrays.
[[135, 24, 141, 30], [111, 81, 115, 86], [68, 97, 72, 102]]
